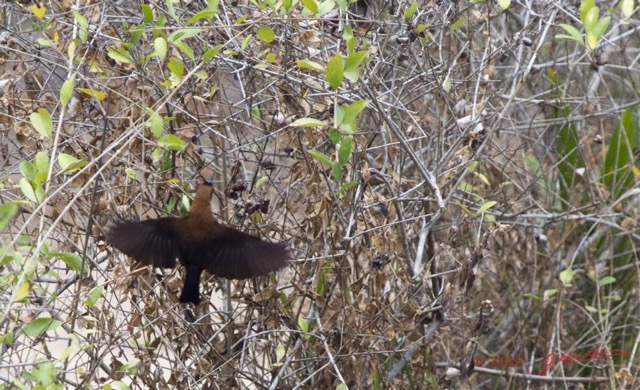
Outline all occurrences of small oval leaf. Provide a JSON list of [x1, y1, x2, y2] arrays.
[[308, 149, 332, 166], [52, 252, 83, 271], [14, 282, 30, 302], [157, 134, 186, 151], [153, 37, 167, 60], [297, 59, 325, 72], [476, 200, 497, 215], [337, 135, 352, 166], [0, 201, 20, 232], [23, 318, 62, 337], [326, 54, 344, 90], [30, 108, 52, 139], [58, 153, 88, 173], [107, 47, 133, 64], [60, 74, 76, 107], [291, 118, 328, 127], [20, 178, 38, 203], [257, 25, 276, 43]]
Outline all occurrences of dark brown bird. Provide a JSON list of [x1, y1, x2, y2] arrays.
[[106, 181, 290, 305]]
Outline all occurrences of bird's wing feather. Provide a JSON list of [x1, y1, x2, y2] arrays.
[[107, 218, 181, 268], [194, 226, 289, 279]]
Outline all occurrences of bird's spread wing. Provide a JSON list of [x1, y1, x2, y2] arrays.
[[107, 218, 181, 268], [193, 226, 289, 279]]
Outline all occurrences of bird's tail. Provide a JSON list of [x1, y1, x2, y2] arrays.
[[179, 263, 203, 304]]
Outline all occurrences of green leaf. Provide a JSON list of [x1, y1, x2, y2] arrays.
[[34, 151, 50, 180], [34, 182, 45, 204], [602, 108, 638, 197], [559, 268, 574, 287], [450, 17, 468, 32], [476, 200, 497, 215], [317, 0, 336, 16], [343, 51, 367, 82], [556, 23, 584, 44], [583, 5, 599, 31], [85, 285, 104, 308], [291, 118, 327, 127], [107, 46, 133, 64], [153, 37, 167, 60], [308, 149, 332, 166], [340, 180, 357, 191], [52, 252, 83, 271], [57, 153, 88, 173], [73, 11, 89, 43], [125, 167, 138, 181], [120, 358, 140, 375], [0, 201, 20, 232], [157, 134, 186, 151], [337, 135, 352, 166], [265, 52, 276, 63], [336, 383, 349, 390], [257, 25, 276, 43], [146, 108, 164, 138], [556, 109, 584, 204], [203, 44, 222, 62], [599, 276, 616, 286], [301, 0, 318, 14], [328, 127, 341, 144], [60, 74, 76, 108], [497, 0, 510, 10], [587, 16, 610, 49], [36, 38, 54, 47], [298, 316, 309, 333], [187, 9, 217, 25], [336, 99, 369, 133], [332, 161, 343, 182], [174, 41, 195, 62], [239, 35, 251, 50], [555, 34, 581, 44], [621, 0, 634, 19], [275, 344, 285, 362], [167, 57, 185, 77], [326, 54, 344, 90], [30, 108, 52, 139], [32, 361, 57, 386], [141, 4, 154, 23], [543, 289, 558, 300], [20, 178, 38, 203], [14, 282, 30, 302], [20, 160, 36, 181], [297, 59, 325, 71], [579, 0, 596, 24], [23, 317, 62, 337], [404, 2, 418, 19], [316, 269, 325, 295], [167, 28, 202, 43], [129, 23, 145, 45]]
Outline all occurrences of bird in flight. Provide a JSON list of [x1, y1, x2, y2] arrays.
[[107, 180, 290, 305]]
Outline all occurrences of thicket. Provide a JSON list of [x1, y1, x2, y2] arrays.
[[0, 0, 638, 389]]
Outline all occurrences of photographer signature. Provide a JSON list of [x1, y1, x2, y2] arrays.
[[539, 345, 630, 375]]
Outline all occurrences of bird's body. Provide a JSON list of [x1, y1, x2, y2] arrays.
[[107, 182, 289, 304]]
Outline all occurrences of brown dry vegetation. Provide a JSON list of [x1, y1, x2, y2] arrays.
[[1, 0, 639, 389]]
